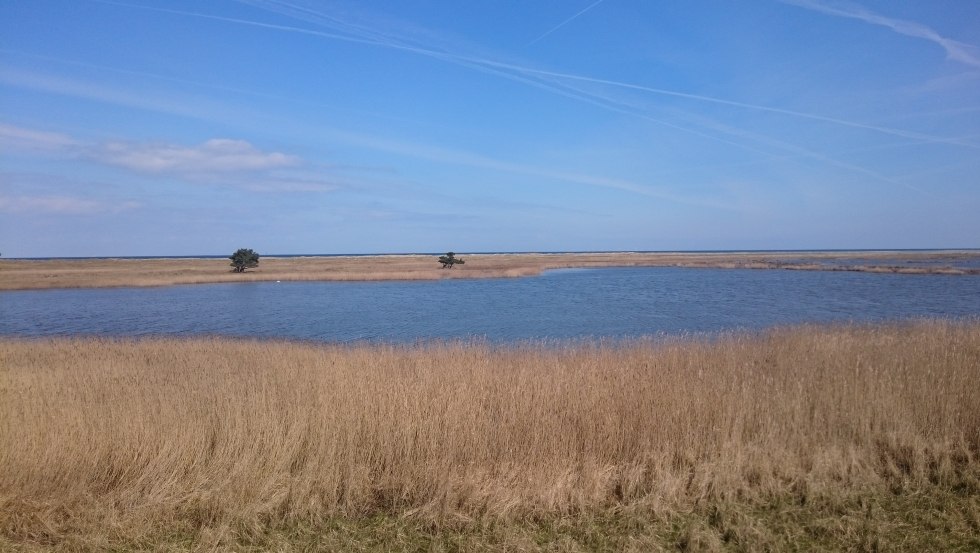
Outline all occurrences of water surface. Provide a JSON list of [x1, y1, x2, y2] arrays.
[[2, 267, 978, 342]]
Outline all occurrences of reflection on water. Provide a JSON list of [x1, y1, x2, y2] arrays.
[[1, 267, 978, 342]]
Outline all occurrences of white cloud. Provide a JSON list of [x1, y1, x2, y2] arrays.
[[94, 138, 300, 174], [1, 123, 301, 175], [781, 0, 980, 68], [0, 195, 141, 215], [0, 123, 340, 194]]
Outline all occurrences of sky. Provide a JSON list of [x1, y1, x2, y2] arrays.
[[1, 0, 979, 257]]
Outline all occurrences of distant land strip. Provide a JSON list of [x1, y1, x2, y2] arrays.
[[1, 251, 979, 291]]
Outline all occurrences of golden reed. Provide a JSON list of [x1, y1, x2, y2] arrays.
[[1, 321, 978, 549]]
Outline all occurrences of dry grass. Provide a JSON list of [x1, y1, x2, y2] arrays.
[[2, 250, 978, 290], [2, 321, 979, 551]]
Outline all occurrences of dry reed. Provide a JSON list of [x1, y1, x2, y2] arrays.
[[1, 321, 979, 550]]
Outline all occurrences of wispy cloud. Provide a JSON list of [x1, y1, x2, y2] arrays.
[[528, 0, 606, 46], [239, 175, 339, 193], [0, 123, 78, 151], [0, 66, 235, 122], [95, 138, 299, 174], [781, 0, 980, 68], [0, 194, 140, 215]]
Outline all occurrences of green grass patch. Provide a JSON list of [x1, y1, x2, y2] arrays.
[[5, 486, 977, 552]]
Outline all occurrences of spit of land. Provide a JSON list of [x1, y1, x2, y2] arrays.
[[1, 250, 978, 290]]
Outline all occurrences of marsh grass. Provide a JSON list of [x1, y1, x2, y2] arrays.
[[2, 321, 979, 551]]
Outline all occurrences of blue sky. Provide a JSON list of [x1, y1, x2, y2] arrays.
[[1, 0, 978, 256]]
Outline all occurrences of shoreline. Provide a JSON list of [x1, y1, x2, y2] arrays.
[[2, 250, 979, 291]]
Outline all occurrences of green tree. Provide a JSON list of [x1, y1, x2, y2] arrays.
[[438, 252, 465, 269], [229, 248, 260, 273]]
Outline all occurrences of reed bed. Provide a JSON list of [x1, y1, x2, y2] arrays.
[[1, 321, 979, 551]]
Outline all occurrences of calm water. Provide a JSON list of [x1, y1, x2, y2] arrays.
[[2, 267, 979, 342]]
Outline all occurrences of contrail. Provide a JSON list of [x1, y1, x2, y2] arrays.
[[780, 0, 980, 68], [91, 0, 387, 49], [528, 0, 606, 46], [94, 0, 975, 149], [89, 0, 980, 169], [238, 0, 417, 51], [477, 61, 980, 150], [253, 1, 975, 150], [235, 0, 965, 183]]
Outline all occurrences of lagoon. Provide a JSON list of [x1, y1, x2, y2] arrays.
[[2, 267, 979, 342]]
